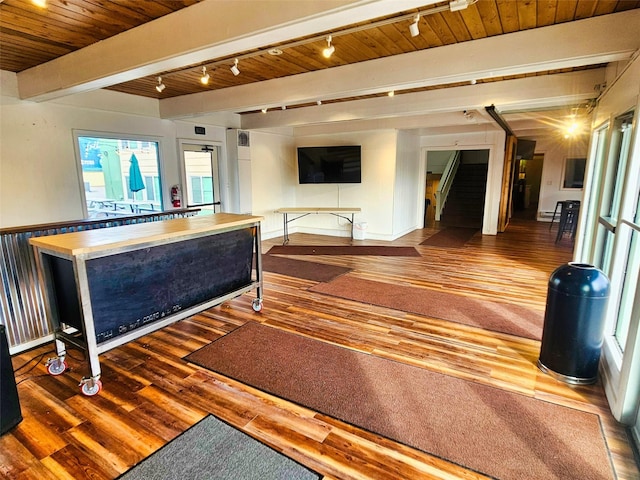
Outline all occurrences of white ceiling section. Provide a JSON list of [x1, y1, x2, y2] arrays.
[[247, 69, 606, 137], [16, 0, 440, 101]]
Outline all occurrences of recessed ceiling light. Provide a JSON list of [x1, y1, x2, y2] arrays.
[[268, 48, 283, 56]]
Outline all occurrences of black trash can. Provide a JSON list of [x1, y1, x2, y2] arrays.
[[1, 325, 22, 435], [537, 262, 610, 385]]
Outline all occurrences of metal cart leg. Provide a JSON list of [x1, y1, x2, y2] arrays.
[[252, 223, 264, 312]]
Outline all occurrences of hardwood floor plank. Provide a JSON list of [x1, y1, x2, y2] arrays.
[[4, 219, 638, 480]]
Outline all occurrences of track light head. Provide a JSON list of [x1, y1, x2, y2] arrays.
[[449, 0, 470, 12], [323, 35, 335, 58], [155, 76, 165, 93], [230, 59, 240, 76], [409, 14, 420, 37], [200, 66, 210, 85]]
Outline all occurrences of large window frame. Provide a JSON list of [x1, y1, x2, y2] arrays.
[[581, 106, 640, 425], [73, 130, 165, 218]]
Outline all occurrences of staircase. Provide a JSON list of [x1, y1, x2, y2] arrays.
[[440, 163, 487, 229]]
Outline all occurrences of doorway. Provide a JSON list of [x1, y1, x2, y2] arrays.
[[180, 143, 222, 214], [513, 153, 543, 220]]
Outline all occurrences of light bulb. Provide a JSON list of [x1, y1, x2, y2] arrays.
[[323, 36, 334, 58], [200, 67, 210, 85]]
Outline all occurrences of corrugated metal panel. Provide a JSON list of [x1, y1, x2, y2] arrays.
[[0, 211, 198, 353]]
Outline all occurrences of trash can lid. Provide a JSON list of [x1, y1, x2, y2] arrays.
[[549, 262, 610, 297]]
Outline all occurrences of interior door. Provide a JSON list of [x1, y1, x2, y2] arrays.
[[180, 143, 221, 214]]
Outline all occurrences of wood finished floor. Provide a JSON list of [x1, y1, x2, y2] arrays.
[[2, 218, 638, 480]]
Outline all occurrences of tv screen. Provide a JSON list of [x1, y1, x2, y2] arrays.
[[297, 146, 361, 184]]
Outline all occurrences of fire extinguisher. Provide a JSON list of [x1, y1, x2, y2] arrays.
[[171, 184, 181, 208]]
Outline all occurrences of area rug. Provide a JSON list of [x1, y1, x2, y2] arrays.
[[118, 414, 320, 480], [266, 245, 421, 256], [185, 322, 614, 480], [261, 254, 351, 282], [420, 227, 478, 247], [309, 274, 544, 339]]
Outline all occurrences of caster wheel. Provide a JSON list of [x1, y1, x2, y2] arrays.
[[80, 380, 102, 397], [252, 299, 263, 312], [47, 359, 67, 376]]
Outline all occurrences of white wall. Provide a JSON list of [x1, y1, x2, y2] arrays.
[[535, 135, 589, 217], [284, 130, 398, 240], [427, 150, 455, 174], [248, 131, 296, 238], [393, 130, 421, 238], [0, 71, 239, 228]]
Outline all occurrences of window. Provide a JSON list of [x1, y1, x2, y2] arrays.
[[561, 157, 586, 189], [75, 132, 163, 217]]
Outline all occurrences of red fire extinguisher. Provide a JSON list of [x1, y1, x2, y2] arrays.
[[171, 184, 181, 208]]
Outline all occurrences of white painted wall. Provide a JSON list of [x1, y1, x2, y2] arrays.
[[289, 130, 398, 240], [248, 131, 296, 238], [393, 130, 421, 238], [535, 135, 589, 218], [0, 66, 583, 241], [427, 150, 454, 174], [0, 70, 240, 228]]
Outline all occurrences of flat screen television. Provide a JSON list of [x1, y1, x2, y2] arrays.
[[297, 146, 361, 184]]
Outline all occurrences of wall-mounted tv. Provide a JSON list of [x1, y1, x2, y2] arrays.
[[297, 146, 361, 184]]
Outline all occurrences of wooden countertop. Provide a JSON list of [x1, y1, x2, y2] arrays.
[[29, 213, 263, 257]]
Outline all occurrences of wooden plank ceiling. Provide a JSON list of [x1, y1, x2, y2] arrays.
[[1, 0, 639, 111]]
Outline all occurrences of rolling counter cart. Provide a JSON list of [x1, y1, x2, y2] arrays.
[[29, 213, 264, 396]]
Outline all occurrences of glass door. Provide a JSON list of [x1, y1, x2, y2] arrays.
[[594, 110, 640, 424], [180, 143, 221, 215]]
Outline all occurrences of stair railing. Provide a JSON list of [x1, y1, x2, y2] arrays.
[[435, 151, 461, 221]]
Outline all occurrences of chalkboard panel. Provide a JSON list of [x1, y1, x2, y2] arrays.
[[85, 228, 255, 343], [44, 255, 83, 332]]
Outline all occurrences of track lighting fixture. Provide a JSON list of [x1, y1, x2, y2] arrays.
[[230, 59, 240, 76], [388, 90, 395, 97], [261, 108, 268, 114], [155, 76, 165, 93], [409, 14, 420, 37], [323, 35, 335, 58], [200, 66, 210, 85], [449, 0, 471, 12]]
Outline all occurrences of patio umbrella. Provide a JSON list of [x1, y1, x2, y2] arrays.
[[128, 153, 145, 197]]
